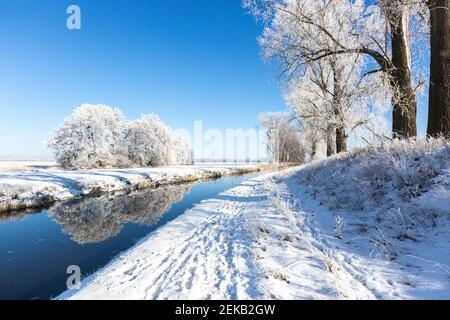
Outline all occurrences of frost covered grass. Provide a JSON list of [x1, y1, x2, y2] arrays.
[[280, 138, 450, 298], [0, 163, 269, 213], [300, 138, 450, 233]]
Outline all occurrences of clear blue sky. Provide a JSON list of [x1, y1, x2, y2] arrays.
[[0, 0, 285, 159], [0, 0, 428, 159]]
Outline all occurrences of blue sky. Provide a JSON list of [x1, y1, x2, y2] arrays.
[[0, 0, 284, 159], [0, 0, 428, 159]]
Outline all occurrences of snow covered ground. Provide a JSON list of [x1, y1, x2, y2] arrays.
[[0, 161, 57, 171], [0, 163, 269, 213], [59, 139, 450, 300]]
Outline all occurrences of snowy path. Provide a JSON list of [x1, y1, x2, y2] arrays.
[[59, 167, 450, 300]]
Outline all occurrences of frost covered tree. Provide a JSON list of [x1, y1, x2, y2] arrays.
[[286, 54, 389, 156], [124, 115, 173, 167], [47, 104, 128, 168], [259, 112, 306, 163], [298, 115, 325, 160], [170, 133, 193, 165], [244, 0, 428, 138], [124, 115, 192, 167], [48, 105, 192, 168]]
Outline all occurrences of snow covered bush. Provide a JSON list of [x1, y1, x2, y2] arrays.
[[48, 104, 191, 168], [47, 104, 128, 168]]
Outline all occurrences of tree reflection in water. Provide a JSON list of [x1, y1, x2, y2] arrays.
[[49, 185, 190, 244]]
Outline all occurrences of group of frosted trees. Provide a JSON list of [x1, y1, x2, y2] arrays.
[[48, 104, 192, 168], [247, 0, 450, 160], [259, 112, 307, 163]]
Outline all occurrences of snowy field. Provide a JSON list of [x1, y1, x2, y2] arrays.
[[0, 161, 57, 171], [0, 162, 269, 213], [59, 140, 450, 300]]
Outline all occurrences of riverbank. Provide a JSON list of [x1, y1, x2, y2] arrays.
[[0, 163, 271, 213]]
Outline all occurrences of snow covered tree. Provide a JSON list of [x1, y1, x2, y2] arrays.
[[169, 133, 193, 165], [47, 104, 128, 168], [124, 114, 192, 167], [48, 105, 192, 168], [124, 115, 173, 167], [285, 54, 389, 156], [259, 112, 306, 163], [244, 0, 428, 138], [380, 0, 419, 138]]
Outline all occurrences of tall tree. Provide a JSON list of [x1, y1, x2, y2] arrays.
[[331, 63, 347, 153], [427, 0, 450, 137], [245, 0, 427, 138], [382, 0, 417, 138]]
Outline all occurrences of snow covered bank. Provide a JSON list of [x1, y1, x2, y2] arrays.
[[282, 138, 450, 299], [0, 163, 269, 213], [59, 139, 450, 300]]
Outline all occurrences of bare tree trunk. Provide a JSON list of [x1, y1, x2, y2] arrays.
[[310, 138, 318, 160], [332, 64, 348, 153], [387, 2, 417, 138], [336, 128, 347, 153], [326, 125, 336, 157], [427, 0, 450, 137]]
